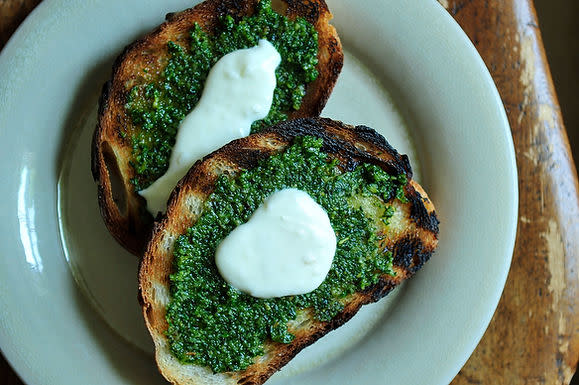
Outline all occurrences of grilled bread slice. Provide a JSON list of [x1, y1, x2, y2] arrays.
[[92, 0, 343, 255], [138, 117, 439, 385]]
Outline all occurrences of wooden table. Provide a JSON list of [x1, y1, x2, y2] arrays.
[[1, 0, 578, 383]]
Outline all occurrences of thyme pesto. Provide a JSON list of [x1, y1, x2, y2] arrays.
[[125, 0, 319, 190], [166, 136, 407, 373]]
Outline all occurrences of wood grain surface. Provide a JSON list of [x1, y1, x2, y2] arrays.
[[1, 0, 578, 384], [441, 1, 579, 384]]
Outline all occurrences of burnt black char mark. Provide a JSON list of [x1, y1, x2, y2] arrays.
[[285, 0, 327, 24], [218, 146, 274, 171], [267, 118, 412, 178], [392, 236, 434, 274], [213, 0, 254, 21], [407, 187, 440, 233]]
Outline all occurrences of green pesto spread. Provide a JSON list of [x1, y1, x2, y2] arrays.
[[125, 0, 319, 191], [166, 136, 407, 373]]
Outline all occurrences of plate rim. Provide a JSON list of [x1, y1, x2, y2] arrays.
[[0, 0, 518, 384]]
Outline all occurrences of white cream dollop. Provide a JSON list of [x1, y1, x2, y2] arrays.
[[215, 188, 337, 298], [139, 39, 281, 215]]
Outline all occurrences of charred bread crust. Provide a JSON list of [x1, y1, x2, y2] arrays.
[[92, 0, 343, 255], [138, 117, 439, 385]]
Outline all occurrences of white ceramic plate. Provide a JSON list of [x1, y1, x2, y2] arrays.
[[0, 0, 517, 384]]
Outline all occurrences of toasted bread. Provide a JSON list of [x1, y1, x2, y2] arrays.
[[92, 0, 343, 255], [138, 117, 439, 385]]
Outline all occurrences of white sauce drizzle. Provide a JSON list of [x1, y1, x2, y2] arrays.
[[139, 39, 281, 215], [215, 188, 337, 298]]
